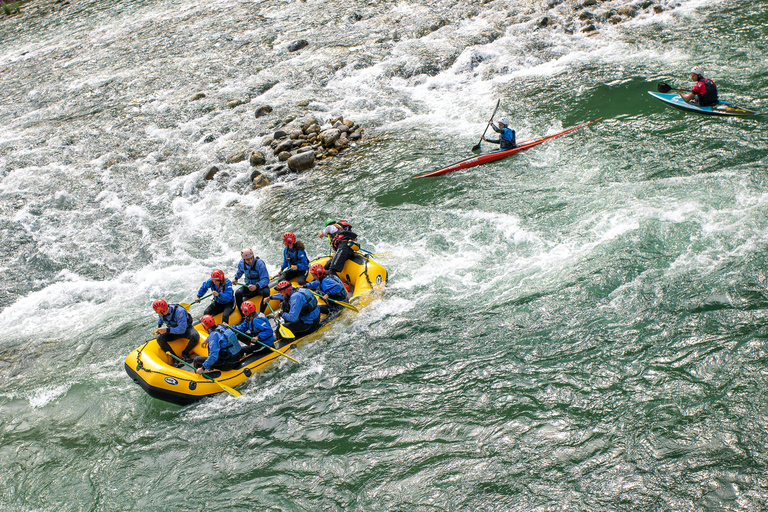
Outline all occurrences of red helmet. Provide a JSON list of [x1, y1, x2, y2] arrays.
[[200, 314, 216, 330], [310, 263, 325, 277], [211, 269, 225, 281], [241, 247, 254, 259], [282, 232, 296, 245], [275, 280, 291, 292], [241, 301, 257, 316], [152, 299, 168, 313]]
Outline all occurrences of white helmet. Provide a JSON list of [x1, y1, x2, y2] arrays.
[[498, 118, 510, 126], [690, 66, 704, 77]]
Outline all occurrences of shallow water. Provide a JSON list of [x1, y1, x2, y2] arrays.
[[1, 0, 768, 510]]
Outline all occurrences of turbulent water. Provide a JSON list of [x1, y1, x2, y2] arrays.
[[2, 0, 768, 510]]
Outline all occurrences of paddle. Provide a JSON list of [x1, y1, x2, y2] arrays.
[[308, 290, 359, 312], [166, 352, 241, 398], [358, 247, 391, 257], [229, 327, 299, 364], [658, 82, 689, 94], [180, 293, 212, 311], [472, 98, 501, 153]]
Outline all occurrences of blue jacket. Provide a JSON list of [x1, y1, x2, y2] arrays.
[[197, 278, 234, 304], [202, 326, 241, 370], [305, 275, 346, 301], [233, 313, 275, 347], [488, 124, 516, 149], [158, 304, 193, 335], [271, 288, 319, 324], [280, 247, 309, 272], [234, 257, 270, 288]]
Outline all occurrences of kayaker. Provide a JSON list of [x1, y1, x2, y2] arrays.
[[232, 247, 271, 313], [153, 299, 199, 365], [324, 223, 359, 280], [269, 280, 321, 337], [195, 269, 235, 324], [230, 300, 275, 355], [194, 315, 242, 373], [304, 263, 348, 314], [678, 66, 718, 106], [482, 118, 516, 150], [277, 232, 309, 285]]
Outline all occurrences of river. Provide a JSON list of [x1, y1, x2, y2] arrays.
[[1, 0, 767, 510]]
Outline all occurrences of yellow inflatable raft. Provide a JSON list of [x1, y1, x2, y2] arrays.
[[125, 252, 387, 405]]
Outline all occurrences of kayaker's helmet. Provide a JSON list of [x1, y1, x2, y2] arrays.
[[325, 218, 336, 227], [310, 263, 325, 277], [241, 247, 254, 260], [499, 118, 510, 127], [200, 314, 216, 331], [275, 280, 292, 293], [152, 299, 168, 314], [241, 301, 257, 316], [690, 66, 704, 77], [282, 232, 296, 246], [211, 269, 225, 281]]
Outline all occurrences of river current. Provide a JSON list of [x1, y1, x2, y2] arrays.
[[1, 0, 767, 510]]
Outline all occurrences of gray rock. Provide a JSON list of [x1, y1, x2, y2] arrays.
[[255, 105, 273, 118], [278, 151, 292, 161], [287, 151, 315, 172], [204, 166, 220, 180], [319, 128, 341, 148], [228, 99, 246, 109], [273, 130, 289, 140], [274, 139, 293, 154], [288, 40, 309, 52], [250, 151, 266, 166], [191, 92, 206, 101]]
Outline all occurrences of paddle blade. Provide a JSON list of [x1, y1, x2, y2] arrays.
[[215, 383, 241, 397], [179, 302, 191, 311], [330, 299, 359, 312], [278, 323, 295, 339], [471, 143, 482, 153], [657, 82, 673, 93]]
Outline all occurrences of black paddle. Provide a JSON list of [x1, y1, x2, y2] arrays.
[[472, 99, 500, 153], [658, 82, 689, 93]]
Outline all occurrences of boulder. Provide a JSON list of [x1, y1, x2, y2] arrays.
[[254, 105, 273, 118], [250, 151, 266, 166], [288, 40, 309, 52], [319, 128, 341, 147], [204, 166, 220, 180], [274, 139, 293, 154], [278, 151, 292, 161], [287, 151, 315, 172], [190, 92, 206, 101], [227, 152, 247, 164]]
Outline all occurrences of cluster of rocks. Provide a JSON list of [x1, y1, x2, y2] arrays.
[[538, 0, 668, 34], [202, 109, 365, 190], [260, 115, 363, 173]]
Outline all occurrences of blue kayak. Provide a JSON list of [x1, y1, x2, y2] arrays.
[[648, 91, 766, 117]]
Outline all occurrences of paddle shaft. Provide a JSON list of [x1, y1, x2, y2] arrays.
[[229, 327, 299, 364], [308, 290, 359, 312], [472, 99, 501, 151], [166, 352, 240, 397]]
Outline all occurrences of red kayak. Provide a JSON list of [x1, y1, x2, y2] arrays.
[[413, 118, 601, 179]]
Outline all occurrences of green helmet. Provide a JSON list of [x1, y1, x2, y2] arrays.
[[325, 218, 336, 227]]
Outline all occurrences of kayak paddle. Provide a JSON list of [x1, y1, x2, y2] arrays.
[[658, 82, 689, 94], [472, 98, 500, 154], [166, 352, 241, 397], [229, 327, 299, 364], [308, 290, 359, 312], [180, 292, 212, 311]]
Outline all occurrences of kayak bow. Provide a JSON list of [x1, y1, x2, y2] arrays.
[[413, 118, 602, 179]]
